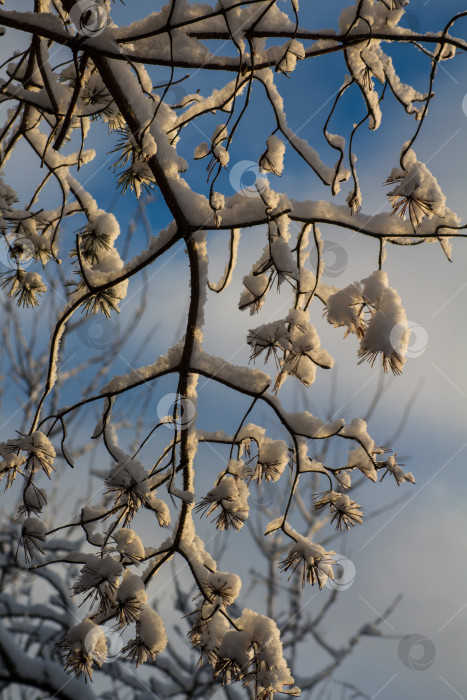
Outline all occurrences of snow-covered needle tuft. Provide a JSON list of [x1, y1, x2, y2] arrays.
[[105, 458, 152, 524], [19, 517, 46, 563], [385, 149, 446, 231], [111, 571, 148, 627], [195, 476, 249, 531], [0, 270, 46, 308], [279, 537, 335, 589], [73, 554, 122, 612], [57, 619, 107, 682], [203, 571, 242, 606], [112, 528, 145, 565], [314, 491, 363, 530], [122, 607, 167, 666]]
